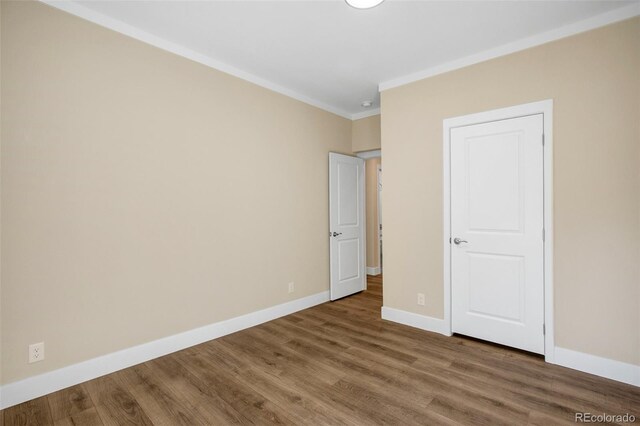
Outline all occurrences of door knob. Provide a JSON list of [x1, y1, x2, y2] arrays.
[[332, 232, 342, 237], [453, 237, 468, 245]]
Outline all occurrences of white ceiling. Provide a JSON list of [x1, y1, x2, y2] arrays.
[[50, 0, 639, 119]]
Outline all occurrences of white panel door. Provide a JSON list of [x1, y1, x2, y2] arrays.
[[451, 114, 544, 354], [329, 153, 366, 301]]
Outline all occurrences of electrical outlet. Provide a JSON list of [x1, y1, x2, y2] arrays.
[[417, 293, 425, 306], [29, 342, 45, 363], [288, 282, 295, 293]]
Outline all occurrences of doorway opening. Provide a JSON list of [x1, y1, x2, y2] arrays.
[[365, 156, 382, 277], [328, 150, 382, 301]]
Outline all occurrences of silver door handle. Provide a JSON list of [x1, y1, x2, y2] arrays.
[[331, 232, 342, 237], [453, 238, 468, 245]]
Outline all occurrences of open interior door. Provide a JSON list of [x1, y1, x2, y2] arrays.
[[329, 153, 366, 300]]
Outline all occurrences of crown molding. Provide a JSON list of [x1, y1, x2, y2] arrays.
[[40, 1, 354, 120], [356, 150, 381, 159], [379, 2, 640, 92], [39, 1, 640, 118], [351, 108, 381, 120]]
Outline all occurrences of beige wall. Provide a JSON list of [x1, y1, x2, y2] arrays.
[[365, 158, 381, 270], [352, 115, 381, 152], [382, 18, 640, 365], [0, 1, 352, 384]]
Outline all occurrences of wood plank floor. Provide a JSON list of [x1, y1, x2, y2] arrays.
[[3, 274, 639, 425]]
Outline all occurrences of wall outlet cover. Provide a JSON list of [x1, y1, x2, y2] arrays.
[[29, 342, 45, 363]]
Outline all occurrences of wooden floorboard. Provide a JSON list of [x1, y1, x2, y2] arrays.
[[3, 274, 639, 425]]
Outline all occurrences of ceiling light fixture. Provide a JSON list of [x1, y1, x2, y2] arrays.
[[361, 100, 373, 108], [345, 0, 385, 10]]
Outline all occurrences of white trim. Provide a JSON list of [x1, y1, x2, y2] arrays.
[[382, 306, 640, 388], [542, 104, 555, 362], [442, 100, 554, 361], [39, 1, 353, 120], [37, 1, 640, 118], [379, 3, 640, 91], [356, 149, 381, 159], [0, 290, 330, 409], [351, 109, 381, 121], [381, 307, 451, 336], [553, 347, 640, 387], [366, 266, 381, 276], [377, 163, 383, 274]]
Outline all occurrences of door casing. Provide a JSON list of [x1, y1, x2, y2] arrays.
[[377, 164, 382, 272], [442, 100, 554, 362]]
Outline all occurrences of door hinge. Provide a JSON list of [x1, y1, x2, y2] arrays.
[[543, 324, 546, 335], [449, 237, 452, 244], [542, 133, 545, 146], [542, 228, 545, 242]]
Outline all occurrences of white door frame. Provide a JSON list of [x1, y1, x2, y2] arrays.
[[442, 99, 554, 362], [377, 164, 382, 272]]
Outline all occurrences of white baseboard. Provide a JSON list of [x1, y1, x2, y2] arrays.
[[0, 290, 330, 410], [381, 308, 639, 388], [366, 266, 381, 276], [552, 347, 640, 387], [381, 306, 451, 336]]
